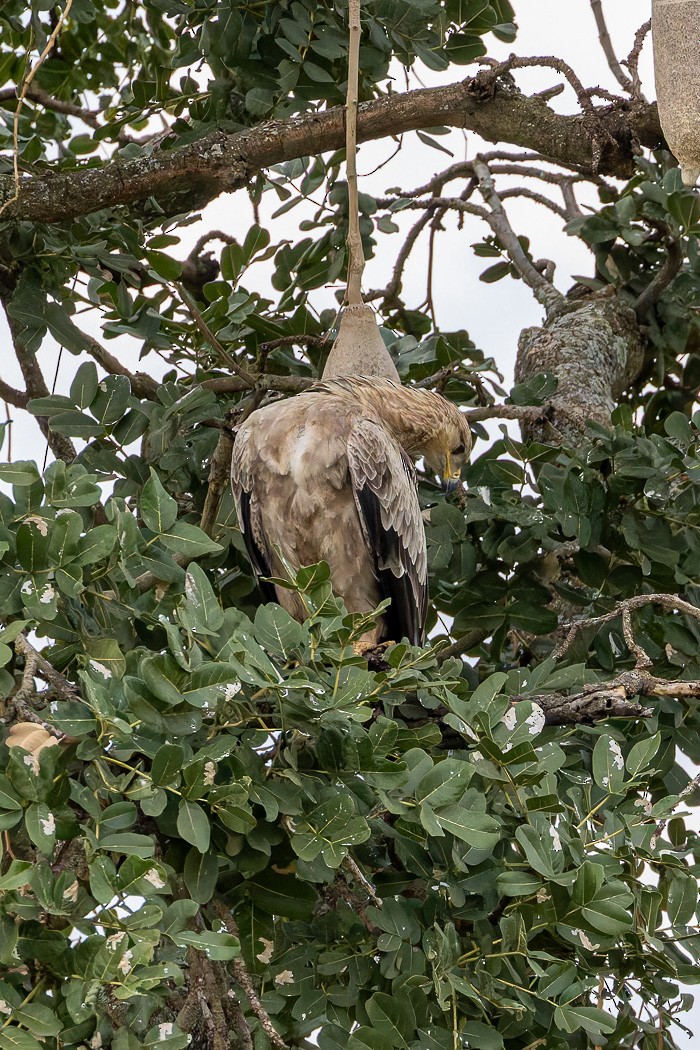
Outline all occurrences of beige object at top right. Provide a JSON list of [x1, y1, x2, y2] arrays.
[[652, 0, 700, 186]]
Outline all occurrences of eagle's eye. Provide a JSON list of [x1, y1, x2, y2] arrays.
[[452, 442, 465, 455]]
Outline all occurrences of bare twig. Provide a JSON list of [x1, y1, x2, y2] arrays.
[[0, 83, 99, 127], [3, 309, 77, 463], [589, 1, 634, 93], [367, 209, 433, 307], [472, 158, 564, 314], [199, 428, 235, 539], [0, 0, 74, 219], [177, 284, 255, 389], [436, 628, 491, 664], [14, 634, 77, 698], [9, 638, 69, 739], [376, 195, 487, 221], [485, 54, 597, 119], [634, 237, 684, 318], [499, 187, 568, 221], [188, 231, 236, 257], [343, 855, 383, 908], [78, 329, 160, 399], [554, 593, 700, 661], [345, 0, 364, 305], [200, 374, 313, 396], [621, 607, 653, 669], [257, 334, 331, 355], [624, 20, 652, 101]]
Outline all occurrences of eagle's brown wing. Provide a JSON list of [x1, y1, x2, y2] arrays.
[[230, 425, 277, 604], [346, 419, 428, 645]]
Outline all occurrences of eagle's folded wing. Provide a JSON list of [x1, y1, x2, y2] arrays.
[[346, 419, 428, 645], [230, 426, 277, 604]]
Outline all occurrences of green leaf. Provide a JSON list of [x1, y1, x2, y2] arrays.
[[177, 799, 211, 852], [254, 603, 306, 656], [91, 375, 131, 425], [74, 525, 116, 565], [667, 871, 697, 926], [0, 462, 40, 486], [553, 1005, 616, 1038], [434, 806, 501, 850], [0, 860, 33, 891], [69, 361, 100, 408], [179, 562, 224, 634], [592, 734, 626, 793], [365, 991, 415, 1047], [183, 848, 219, 904], [85, 637, 126, 680], [24, 803, 57, 854], [171, 929, 240, 960], [461, 1022, 503, 1050], [14, 1003, 63, 1037], [145, 250, 182, 280], [49, 411, 105, 438], [245, 87, 274, 116], [160, 521, 223, 558], [0, 776, 23, 811], [0, 1029, 44, 1050], [515, 823, 562, 878], [141, 468, 179, 534], [152, 743, 185, 786], [626, 732, 661, 777]]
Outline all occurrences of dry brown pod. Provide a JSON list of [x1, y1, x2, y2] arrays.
[[5, 722, 59, 757], [322, 304, 400, 381], [652, 0, 700, 186]]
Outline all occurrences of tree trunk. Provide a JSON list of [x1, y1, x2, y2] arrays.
[[515, 289, 644, 442]]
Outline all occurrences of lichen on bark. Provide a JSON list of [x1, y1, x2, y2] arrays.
[[515, 289, 644, 443]]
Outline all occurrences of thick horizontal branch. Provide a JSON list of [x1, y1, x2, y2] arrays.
[[0, 77, 663, 225], [526, 669, 700, 726]]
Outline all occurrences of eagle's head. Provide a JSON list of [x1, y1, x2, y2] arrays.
[[423, 411, 472, 493]]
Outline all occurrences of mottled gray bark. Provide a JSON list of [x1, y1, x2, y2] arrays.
[[0, 79, 663, 226], [515, 290, 644, 443]]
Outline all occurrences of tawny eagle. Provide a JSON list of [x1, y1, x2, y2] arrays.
[[231, 376, 471, 645]]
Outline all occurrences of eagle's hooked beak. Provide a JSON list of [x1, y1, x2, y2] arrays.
[[441, 449, 462, 493]]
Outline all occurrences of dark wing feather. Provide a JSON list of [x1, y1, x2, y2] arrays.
[[231, 428, 276, 603], [347, 420, 428, 645]]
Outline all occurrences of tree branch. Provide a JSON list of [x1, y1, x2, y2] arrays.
[[0, 0, 74, 220], [14, 633, 78, 698], [2, 306, 77, 463], [589, 0, 635, 94], [624, 20, 652, 102], [0, 379, 29, 410], [634, 236, 684, 318], [0, 78, 664, 225], [78, 329, 160, 399], [526, 670, 700, 726], [211, 903, 289, 1050], [472, 158, 564, 314], [344, 0, 364, 305], [553, 593, 700, 661], [0, 84, 99, 127]]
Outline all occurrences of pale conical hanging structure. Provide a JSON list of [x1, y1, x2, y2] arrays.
[[652, 0, 700, 187], [321, 0, 400, 382]]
